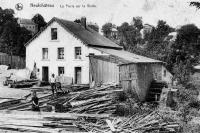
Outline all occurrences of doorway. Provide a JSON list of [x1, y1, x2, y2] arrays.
[[42, 66, 49, 82], [75, 67, 81, 84]]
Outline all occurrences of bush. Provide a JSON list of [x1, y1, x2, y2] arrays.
[[114, 91, 127, 102], [188, 100, 200, 109], [180, 123, 200, 133]]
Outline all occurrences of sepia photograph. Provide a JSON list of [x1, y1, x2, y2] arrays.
[[0, 0, 200, 132]]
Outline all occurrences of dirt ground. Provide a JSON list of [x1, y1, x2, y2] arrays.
[[0, 70, 30, 100]]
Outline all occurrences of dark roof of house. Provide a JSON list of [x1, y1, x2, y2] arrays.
[[25, 17, 122, 49]]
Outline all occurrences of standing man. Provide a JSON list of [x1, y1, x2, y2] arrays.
[[32, 91, 40, 111], [50, 73, 56, 96]]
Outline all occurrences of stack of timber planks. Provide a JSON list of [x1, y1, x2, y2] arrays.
[[0, 110, 180, 133], [0, 83, 123, 114]]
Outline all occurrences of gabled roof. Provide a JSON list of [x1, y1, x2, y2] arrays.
[[25, 17, 122, 49]]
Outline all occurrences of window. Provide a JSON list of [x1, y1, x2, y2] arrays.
[[51, 28, 57, 40], [75, 47, 81, 59], [58, 47, 64, 59], [42, 48, 48, 59], [58, 67, 64, 76], [164, 70, 167, 77]]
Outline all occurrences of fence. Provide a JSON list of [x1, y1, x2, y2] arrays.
[[0, 54, 25, 69]]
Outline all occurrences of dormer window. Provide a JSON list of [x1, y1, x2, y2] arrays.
[[51, 28, 57, 40]]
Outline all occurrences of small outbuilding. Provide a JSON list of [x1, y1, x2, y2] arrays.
[[89, 48, 172, 101]]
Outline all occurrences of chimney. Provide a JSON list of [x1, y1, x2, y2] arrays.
[[81, 17, 87, 29]]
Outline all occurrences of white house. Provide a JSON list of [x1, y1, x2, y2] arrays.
[[18, 18, 38, 34], [25, 17, 122, 84], [25, 17, 172, 86]]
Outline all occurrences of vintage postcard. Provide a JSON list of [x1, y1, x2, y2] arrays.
[[0, 0, 199, 132]]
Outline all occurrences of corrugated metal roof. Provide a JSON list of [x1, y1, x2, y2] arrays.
[[93, 48, 162, 64]]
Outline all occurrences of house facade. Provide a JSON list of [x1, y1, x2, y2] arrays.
[[26, 17, 172, 87], [25, 17, 122, 84], [18, 18, 38, 34]]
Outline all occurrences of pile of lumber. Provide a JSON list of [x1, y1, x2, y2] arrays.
[[67, 84, 122, 114], [0, 83, 181, 132], [75, 110, 180, 133], [0, 84, 122, 115], [0, 110, 180, 133], [0, 110, 109, 133], [4, 79, 38, 88]]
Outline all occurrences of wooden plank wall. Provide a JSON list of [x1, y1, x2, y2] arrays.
[[119, 64, 139, 99], [119, 63, 163, 101], [89, 57, 119, 84], [136, 64, 154, 101], [0, 55, 25, 69]]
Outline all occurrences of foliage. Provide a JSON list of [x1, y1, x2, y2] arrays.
[[0, 7, 32, 57], [169, 24, 200, 83], [174, 84, 200, 126], [32, 13, 47, 32], [74, 19, 81, 23], [132, 16, 143, 31], [145, 20, 174, 49], [101, 22, 113, 38], [135, 20, 174, 66], [88, 24, 99, 32], [16, 27, 32, 56], [117, 22, 142, 50], [190, 2, 200, 9], [0, 8, 16, 34]]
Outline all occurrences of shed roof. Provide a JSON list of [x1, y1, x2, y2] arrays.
[[93, 48, 163, 64], [25, 17, 122, 49]]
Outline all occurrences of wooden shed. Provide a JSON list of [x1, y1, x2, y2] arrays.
[[119, 63, 164, 101], [88, 48, 171, 101]]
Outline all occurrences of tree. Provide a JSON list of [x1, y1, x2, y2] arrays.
[[117, 22, 142, 50], [142, 20, 174, 63], [102, 23, 113, 38], [0, 7, 32, 57], [132, 16, 143, 31], [16, 27, 32, 56], [169, 24, 200, 83], [190, 2, 200, 9], [0, 8, 16, 34], [32, 14, 47, 32], [146, 20, 174, 45], [0, 21, 18, 55], [74, 19, 81, 23], [88, 24, 99, 32], [0, 21, 32, 57]]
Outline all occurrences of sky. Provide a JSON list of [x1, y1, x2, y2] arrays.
[[0, 0, 200, 28]]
